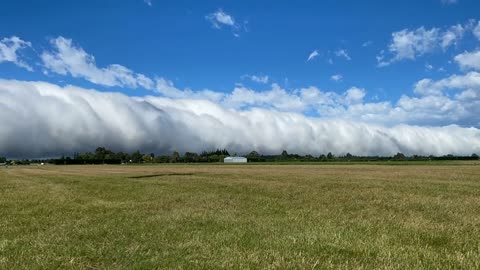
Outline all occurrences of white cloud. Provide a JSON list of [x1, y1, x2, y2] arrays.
[[155, 77, 224, 101], [150, 73, 480, 128], [223, 84, 307, 112], [206, 9, 235, 28], [441, 24, 465, 49], [335, 49, 351, 60], [2, 34, 476, 130], [41, 36, 154, 89], [376, 50, 390, 67], [221, 85, 371, 114], [154, 77, 186, 98], [409, 71, 480, 126], [144, 0, 152, 6], [455, 50, 480, 71], [1, 79, 479, 158], [473, 21, 480, 40], [330, 74, 343, 82], [378, 22, 473, 66], [414, 71, 480, 96], [390, 27, 439, 60], [242, 74, 269, 84], [206, 9, 245, 36], [344, 87, 365, 104], [307, 50, 319, 61], [152, 79, 370, 115], [0, 36, 33, 71], [362, 41, 373, 47], [205, 9, 248, 37]]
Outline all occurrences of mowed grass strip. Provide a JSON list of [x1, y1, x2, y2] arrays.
[[0, 164, 479, 269]]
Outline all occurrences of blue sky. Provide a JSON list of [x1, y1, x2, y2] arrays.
[[1, 0, 480, 157], [1, 0, 478, 97]]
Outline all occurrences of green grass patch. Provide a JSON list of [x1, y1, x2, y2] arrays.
[[1, 164, 479, 269]]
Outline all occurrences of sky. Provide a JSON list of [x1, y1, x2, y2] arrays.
[[1, 0, 480, 158]]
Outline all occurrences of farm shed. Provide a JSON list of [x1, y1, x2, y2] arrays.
[[224, 157, 247, 163]]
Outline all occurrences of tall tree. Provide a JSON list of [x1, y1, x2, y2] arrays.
[[95, 147, 108, 160], [170, 151, 180, 163], [393, 152, 406, 160], [131, 151, 143, 163]]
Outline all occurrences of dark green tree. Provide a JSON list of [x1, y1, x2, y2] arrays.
[[131, 150, 143, 163], [184, 152, 199, 162], [246, 151, 261, 162], [170, 151, 180, 163], [392, 152, 406, 160], [95, 147, 108, 160]]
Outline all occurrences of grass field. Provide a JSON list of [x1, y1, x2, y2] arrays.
[[1, 163, 480, 269]]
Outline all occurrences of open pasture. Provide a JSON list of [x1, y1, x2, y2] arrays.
[[1, 163, 480, 269]]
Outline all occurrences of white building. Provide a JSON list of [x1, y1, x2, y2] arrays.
[[224, 156, 247, 163]]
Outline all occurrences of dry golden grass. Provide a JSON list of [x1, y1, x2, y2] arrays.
[[1, 163, 479, 269]]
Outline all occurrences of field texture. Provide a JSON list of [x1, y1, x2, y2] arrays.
[[1, 163, 480, 269]]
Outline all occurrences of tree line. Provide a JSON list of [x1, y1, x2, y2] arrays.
[[1, 147, 478, 165], [54, 147, 231, 165]]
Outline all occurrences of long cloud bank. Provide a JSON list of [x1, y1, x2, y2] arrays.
[[1, 79, 479, 158]]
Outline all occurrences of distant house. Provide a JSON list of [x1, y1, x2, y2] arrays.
[[224, 156, 247, 163]]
